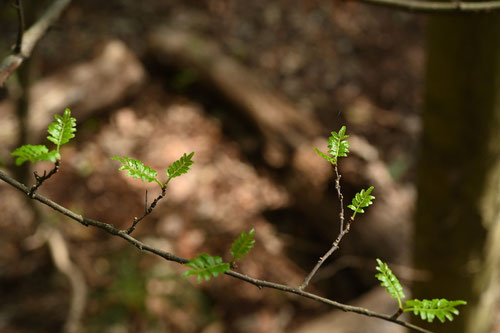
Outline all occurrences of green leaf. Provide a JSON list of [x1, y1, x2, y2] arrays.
[[11, 145, 59, 165], [348, 186, 375, 219], [182, 254, 230, 283], [328, 126, 350, 163], [166, 152, 195, 181], [111, 156, 162, 187], [375, 258, 405, 309], [230, 229, 256, 264], [404, 299, 467, 323], [313, 148, 336, 166], [47, 108, 77, 152]]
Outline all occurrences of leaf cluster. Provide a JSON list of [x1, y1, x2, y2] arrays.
[[230, 228, 255, 266], [375, 259, 466, 323], [404, 299, 467, 323], [348, 186, 375, 219], [11, 108, 76, 165], [183, 229, 256, 282], [182, 254, 230, 283], [375, 258, 405, 308], [112, 152, 195, 188], [314, 126, 349, 165]]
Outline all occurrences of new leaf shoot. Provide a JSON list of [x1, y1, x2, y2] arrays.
[[111, 156, 163, 187], [166, 152, 195, 182], [11, 145, 58, 166], [375, 258, 405, 309], [47, 108, 77, 153], [314, 126, 350, 165], [230, 229, 256, 266], [404, 299, 467, 323], [182, 254, 230, 283], [328, 125, 350, 162], [348, 186, 375, 219]]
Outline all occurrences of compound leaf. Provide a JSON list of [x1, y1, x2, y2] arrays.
[[166, 152, 194, 181], [230, 229, 255, 264], [404, 299, 467, 323], [328, 126, 350, 163], [182, 254, 230, 283], [47, 108, 77, 152], [348, 186, 375, 219], [111, 156, 162, 186], [11, 145, 59, 165], [375, 258, 405, 308], [313, 148, 336, 166]]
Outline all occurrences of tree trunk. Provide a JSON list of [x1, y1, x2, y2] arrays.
[[414, 15, 500, 333]]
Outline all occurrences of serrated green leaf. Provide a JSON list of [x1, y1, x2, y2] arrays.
[[111, 156, 162, 187], [348, 186, 375, 219], [230, 229, 256, 264], [182, 254, 230, 283], [166, 152, 195, 181], [404, 298, 467, 323], [327, 126, 350, 162], [47, 108, 77, 152], [375, 258, 405, 308], [313, 148, 336, 166], [11, 145, 59, 165]]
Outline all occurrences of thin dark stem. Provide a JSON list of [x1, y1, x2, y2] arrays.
[[0, 0, 72, 86], [335, 164, 345, 234], [0, 170, 434, 333], [28, 160, 60, 197], [299, 163, 350, 290], [391, 307, 404, 320], [126, 186, 166, 234], [13, 0, 25, 53], [348, 0, 500, 13]]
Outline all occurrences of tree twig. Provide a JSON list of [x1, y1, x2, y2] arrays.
[[13, 0, 25, 53], [126, 187, 167, 234], [28, 160, 60, 197], [346, 0, 500, 13], [0, 170, 433, 333], [299, 164, 350, 290], [0, 0, 72, 86]]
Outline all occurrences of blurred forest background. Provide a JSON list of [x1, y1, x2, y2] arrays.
[[0, 1, 499, 333]]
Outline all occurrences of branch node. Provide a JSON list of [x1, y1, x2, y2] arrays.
[[28, 160, 60, 197]]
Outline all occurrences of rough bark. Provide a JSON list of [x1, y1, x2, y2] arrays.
[[414, 14, 500, 333]]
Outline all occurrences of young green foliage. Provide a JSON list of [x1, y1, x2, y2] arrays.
[[348, 186, 375, 219], [11, 108, 77, 165], [230, 229, 255, 266], [328, 125, 350, 162], [375, 259, 467, 323], [111, 156, 163, 187], [375, 258, 405, 309], [47, 108, 77, 153], [166, 152, 195, 182], [11, 145, 58, 166], [314, 126, 350, 165], [182, 254, 230, 283], [404, 299, 467, 323]]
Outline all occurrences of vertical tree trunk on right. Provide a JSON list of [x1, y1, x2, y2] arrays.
[[414, 15, 500, 333]]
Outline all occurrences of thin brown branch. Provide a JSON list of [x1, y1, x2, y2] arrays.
[[0, 170, 433, 333], [0, 0, 72, 86], [299, 164, 350, 290], [126, 187, 167, 234], [347, 0, 500, 13], [28, 160, 60, 197], [13, 0, 25, 53]]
